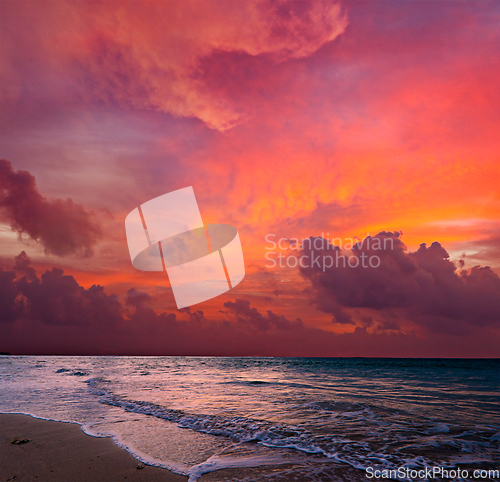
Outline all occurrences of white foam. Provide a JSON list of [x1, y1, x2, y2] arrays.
[[187, 453, 298, 482], [2, 355, 499, 481]]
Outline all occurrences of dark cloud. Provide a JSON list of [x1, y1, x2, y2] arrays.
[[12, 250, 36, 280], [125, 288, 152, 307], [299, 232, 500, 334], [176, 306, 206, 323], [379, 319, 400, 331], [224, 298, 304, 331], [1, 252, 499, 357], [0, 269, 18, 322], [3, 251, 121, 326], [0, 160, 101, 256]]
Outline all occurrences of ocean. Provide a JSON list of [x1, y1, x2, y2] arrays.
[[0, 356, 498, 481]]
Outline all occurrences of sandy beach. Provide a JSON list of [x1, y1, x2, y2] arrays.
[[0, 414, 323, 482], [0, 413, 363, 482], [0, 413, 189, 482]]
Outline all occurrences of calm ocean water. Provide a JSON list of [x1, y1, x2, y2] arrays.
[[0, 356, 498, 481]]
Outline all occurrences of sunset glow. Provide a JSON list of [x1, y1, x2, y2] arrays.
[[1, 0, 499, 357]]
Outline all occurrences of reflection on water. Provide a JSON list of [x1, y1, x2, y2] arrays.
[[1, 357, 498, 480]]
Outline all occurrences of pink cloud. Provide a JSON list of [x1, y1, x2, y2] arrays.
[[1, 0, 347, 131]]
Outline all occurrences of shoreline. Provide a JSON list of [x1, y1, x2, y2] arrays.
[[0, 413, 188, 481], [0, 413, 365, 481]]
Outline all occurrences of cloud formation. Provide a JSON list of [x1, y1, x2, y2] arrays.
[[0, 160, 101, 256], [2, 252, 121, 326], [299, 232, 500, 334], [1, 2, 499, 358], [0, 252, 498, 356], [1, 0, 347, 131], [224, 298, 304, 331]]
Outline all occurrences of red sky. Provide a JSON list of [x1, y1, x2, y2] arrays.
[[1, 0, 499, 356]]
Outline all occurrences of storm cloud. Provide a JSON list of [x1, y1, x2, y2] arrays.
[[299, 232, 500, 334], [2, 252, 121, 326], [0, 160, 101, 256], [1, 250, 499, 357]]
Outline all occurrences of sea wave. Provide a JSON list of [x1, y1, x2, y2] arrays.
[[84, 377, 500, 476]]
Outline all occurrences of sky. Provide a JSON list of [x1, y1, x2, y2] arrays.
[[1, 0, 499, 356]]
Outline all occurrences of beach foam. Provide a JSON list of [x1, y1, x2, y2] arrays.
[[1, 356, 498, 480]]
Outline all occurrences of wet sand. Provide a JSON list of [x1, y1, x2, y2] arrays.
[[0, 413, 189, 481], [0, 413, 362, 482]]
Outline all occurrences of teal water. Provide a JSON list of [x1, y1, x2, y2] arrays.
[[0, 356, 498, 480]]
